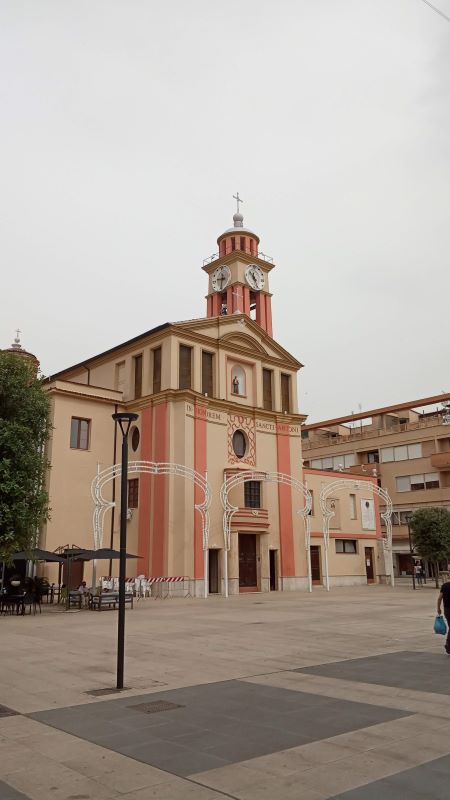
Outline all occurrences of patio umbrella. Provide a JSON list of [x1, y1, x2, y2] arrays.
[[12, 549, 65, 563], [61, 548, 98, 560], [93, 548, 140, 560]]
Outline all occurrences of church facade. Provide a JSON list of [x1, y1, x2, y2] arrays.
[[40, 207, 383, 594]]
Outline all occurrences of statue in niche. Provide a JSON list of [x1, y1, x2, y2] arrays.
[[232, 376, 240, 394]]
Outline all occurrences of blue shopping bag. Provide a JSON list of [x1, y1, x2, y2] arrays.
[[434, 615, 447, 635]]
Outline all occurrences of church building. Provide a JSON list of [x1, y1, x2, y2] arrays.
[[39, 204, 383, 594]]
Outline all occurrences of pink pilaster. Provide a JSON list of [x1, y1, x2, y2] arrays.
[[265, 295, 273, 337]]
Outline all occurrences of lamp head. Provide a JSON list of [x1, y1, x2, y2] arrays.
[[112, 411, 139, 438]]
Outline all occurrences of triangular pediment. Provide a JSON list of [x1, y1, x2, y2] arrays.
[[172, 315, 302, 370], [220, 332, 266, 354]]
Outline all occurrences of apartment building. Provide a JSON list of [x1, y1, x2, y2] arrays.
[[301, 394, 450, 577]]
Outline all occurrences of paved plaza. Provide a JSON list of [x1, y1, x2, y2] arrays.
[[1, 585, 450, 799]]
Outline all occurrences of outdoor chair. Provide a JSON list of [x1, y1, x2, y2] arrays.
[[23, 592, 41, 615]]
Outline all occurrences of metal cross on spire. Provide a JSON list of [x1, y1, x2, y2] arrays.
[[233, 192, 243, 214]]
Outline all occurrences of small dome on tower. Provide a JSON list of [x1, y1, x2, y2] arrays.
[[2, 329, 40, 373], [233, 211, 244, 228]]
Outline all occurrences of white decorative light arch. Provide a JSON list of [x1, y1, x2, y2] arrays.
[[319, 479, 394, 590], [91, 462, 211, 597], [220, 471, 312, 596]]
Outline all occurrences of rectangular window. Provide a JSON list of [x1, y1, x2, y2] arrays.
[[179, 345, 192, 390], [396, 476, 411, 492], [367, 450, 380, 464], [311, 459, 322, 469], [349, 493, 357, 519], [394, 445, 408, 461], [244, 481, 261, 508], [231, 237, 236, 251], [344, 454, 356, 468], [134, 354, 143, 399], [152, 347, 162, 394], [281, 373, 291, 413], [202, 351, 214, 397], [381, 447, 394, 463], [128, 478, 139, 509], [262, 368, 273, 411], [410, 474, 425, 491], [70, 417, 90, 450], [322, 457, 333, 470], [336, 539, 357, 554], [381, 444, 422, 462], [240, 236, 246, 251], [408, 443, 422, 459], [425, 472, 439, 489]]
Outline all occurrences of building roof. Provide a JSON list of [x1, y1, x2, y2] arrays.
[[44, 322, 171, 382], [303, 392, 450, 431]]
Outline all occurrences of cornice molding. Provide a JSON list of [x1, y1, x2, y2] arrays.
[[124, 387, 307, 423]]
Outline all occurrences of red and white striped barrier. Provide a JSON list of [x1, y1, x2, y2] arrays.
[[101, 576, 192, 598]]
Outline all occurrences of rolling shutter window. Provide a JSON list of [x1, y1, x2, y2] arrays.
[[263, 369, 273, 411], [202, 351, 213, 396], [179, 345, 192, 390], [134, 355, 143, 399], [408, 443, 422, 459], [394, 445, 408, 461], [281, 374, 291, 413], [152, 347, 162, 394]]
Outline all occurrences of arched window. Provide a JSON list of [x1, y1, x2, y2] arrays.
[[232, 430, 247, 459], [231, 365, 246, 396]]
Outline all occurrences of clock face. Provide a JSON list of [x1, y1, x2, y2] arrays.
[[211, 265, 231, 292], [245, 265, 265, 291]]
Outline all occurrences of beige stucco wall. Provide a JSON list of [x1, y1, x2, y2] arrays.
[[304, 469, 382, 584]]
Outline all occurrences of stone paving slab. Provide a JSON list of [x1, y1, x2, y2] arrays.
[[30, 680, 409, 777], [0, 781, 31, 800], [329, 753, 450, 799], [296, 650, 450, 694]]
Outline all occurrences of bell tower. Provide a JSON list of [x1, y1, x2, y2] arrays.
[[202, 195, 274, 337]]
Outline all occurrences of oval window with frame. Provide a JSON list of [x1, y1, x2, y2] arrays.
[[232, 430, 247, 459], [131, 426, 140, 452]]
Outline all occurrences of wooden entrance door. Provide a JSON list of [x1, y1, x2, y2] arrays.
[[63, 559, 84, 590], [269, 550, 278, 591], [239, 534, 258, 592], [208, 549, 219, 594], [365, 547, 375, 583], [310, 546, 322, 585]]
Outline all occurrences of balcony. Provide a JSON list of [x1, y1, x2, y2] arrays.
[[230, 507, 270, 529], [431, 452, 450, 471], [345, 464, 380, 478], [303, 413, 448, 451], [203, 248, 274, 267]]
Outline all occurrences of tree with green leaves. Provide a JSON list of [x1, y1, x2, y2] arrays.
[[410, 507, 450, 587], [0, 352, 51, 561]]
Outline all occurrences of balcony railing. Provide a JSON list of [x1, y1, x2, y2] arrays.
[[431, 452, 450, 471], [203, 248, 274, 267], [302, 413, 448, 451]]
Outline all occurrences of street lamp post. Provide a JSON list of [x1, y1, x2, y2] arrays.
[[406, 513, 416, 591], [112, 411, 139, 690]]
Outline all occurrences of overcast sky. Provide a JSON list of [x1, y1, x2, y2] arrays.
[[1, 0, 449, 422]]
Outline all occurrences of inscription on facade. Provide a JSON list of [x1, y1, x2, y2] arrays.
[[185, 403, 227, 425], [255, 420, 302, 436]]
